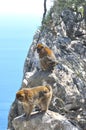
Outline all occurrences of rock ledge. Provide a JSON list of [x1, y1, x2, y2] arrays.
[[13, 110, 79, 130]]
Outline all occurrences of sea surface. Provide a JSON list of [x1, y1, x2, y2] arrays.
[[0, 15, 41, 130]]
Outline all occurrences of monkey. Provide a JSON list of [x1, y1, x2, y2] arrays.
[[36, 43, 58, 71], [16, 84, 52, 119]]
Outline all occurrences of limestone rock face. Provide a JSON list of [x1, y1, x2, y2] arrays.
[[8, 1, 86, 130], [13, 110, 79, 130]]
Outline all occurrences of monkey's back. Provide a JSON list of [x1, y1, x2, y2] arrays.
[[39, 47, 57, 71], [23, 86, 50, 97]]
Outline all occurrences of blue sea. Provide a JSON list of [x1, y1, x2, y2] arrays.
[[0, 15, 41, 130]]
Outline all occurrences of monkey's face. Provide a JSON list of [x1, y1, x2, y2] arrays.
[[16, 91, 25, 102], [36, 43, 45, 53]]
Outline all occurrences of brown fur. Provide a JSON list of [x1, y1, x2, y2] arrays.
[[16, 85, 52, 118], [36, 43, 58, 71]]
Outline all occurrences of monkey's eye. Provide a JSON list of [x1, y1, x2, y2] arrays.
[[18, 96, 24, 101], [37, 48, 42, 53], [37, 47, 44, 53]]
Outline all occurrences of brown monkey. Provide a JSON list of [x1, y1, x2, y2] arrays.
[[36, 43, 58, 71], [16, 85, 52, 119]]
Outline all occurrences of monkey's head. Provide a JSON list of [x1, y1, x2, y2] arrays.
[[16, 90, 26, 102], [36, 43, 45, 53]]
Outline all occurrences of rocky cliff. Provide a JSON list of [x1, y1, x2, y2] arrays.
[[8, 1, 86, 130]]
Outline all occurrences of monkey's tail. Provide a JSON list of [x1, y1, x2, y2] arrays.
[[39, 84, 52, 100], [44, 84, 53, 101], [45, 84, 52, 93], [42, 80, 52, 92]]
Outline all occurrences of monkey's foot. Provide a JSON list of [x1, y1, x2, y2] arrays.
[[23, 113, 30, 121], [40, 110, 47, 114]]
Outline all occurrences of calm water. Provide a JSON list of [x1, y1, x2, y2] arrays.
[[0, 15, 41, 130]]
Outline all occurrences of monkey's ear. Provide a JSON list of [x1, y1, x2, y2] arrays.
[[24, 90, 28, 95]]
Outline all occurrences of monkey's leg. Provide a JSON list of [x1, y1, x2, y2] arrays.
[[41, 98, 51, 112], [24, 104, 33, 120], [40, 102, 48, 112], [29, 104, 34, 118]]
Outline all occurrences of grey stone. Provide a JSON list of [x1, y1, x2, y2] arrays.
[[13, 110, 79, 130]]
